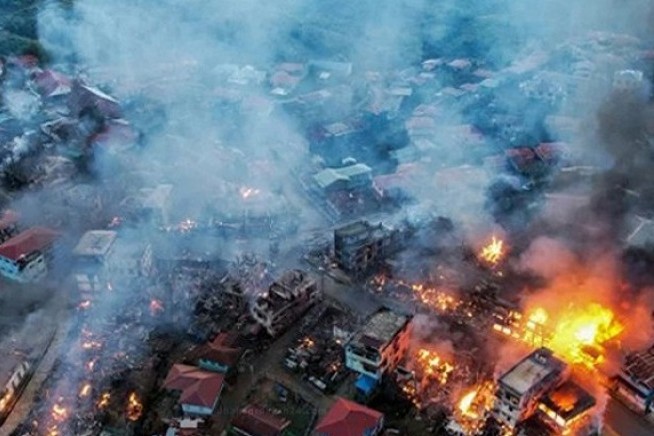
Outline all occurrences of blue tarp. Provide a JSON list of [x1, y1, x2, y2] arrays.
[[355, 374, 377, 395]]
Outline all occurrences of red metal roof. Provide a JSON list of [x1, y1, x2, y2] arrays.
[[0, 227, 58, 262], [0, 210, 19, 230], [231, 404, 290, 436], [314, 397, 383, 436], [33, 70, 72, 97], [163, 364, 224, 408]]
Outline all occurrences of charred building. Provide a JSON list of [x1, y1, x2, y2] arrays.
[[250, 269, 321, 337], [334, 220, 400, 276], [493, 348, 568, 430], [344, 307, 413, 381]]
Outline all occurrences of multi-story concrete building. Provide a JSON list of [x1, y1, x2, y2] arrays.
[[0, 227, 58, 283], [345, 308, 413, 381], [493, 348, 567, 430], [250, 269, 320, 337], [73, 229, 153, 293], [334, 220, 400, 276], [613, 344, 654, 416]]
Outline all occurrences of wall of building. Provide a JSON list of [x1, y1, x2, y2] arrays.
[[198, 359, 229, 373], [181, 403, 214, 416], [0, 254, 47, 282]]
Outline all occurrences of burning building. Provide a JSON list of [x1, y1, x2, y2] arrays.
[[345, 307, 413, 382], [613, 344, 654, 416], [0, 226, 59, 282], [250, 269, 321, 337], [334, 220, 400, 277], [492, 348, 568, 430], [537, 380, 597, 435]]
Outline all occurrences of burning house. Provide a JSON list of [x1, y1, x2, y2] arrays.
[[613, 344, 654, 416], [536, 380, 597, 435], [493, 348, 568, 430], [0, 209, 19, 243], [334, 220, 400, 277], [250, 269, 321, 337], [0, 226, 59, 282], [345, 308, 413, 383], [163, 364, 225, 416]]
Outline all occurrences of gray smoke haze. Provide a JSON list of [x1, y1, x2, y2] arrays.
[[1, 0, 649, 432]]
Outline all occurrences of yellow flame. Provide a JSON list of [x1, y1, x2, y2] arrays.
[[518, 303, 623, 368], [126, 392, 143, 421], [459, 389, 478, 418], [97, 392, 111, 409], [79, 383, 92, 397], [479, 236, 505, 266]]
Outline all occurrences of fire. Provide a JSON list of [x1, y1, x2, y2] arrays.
[[77, 300, 92, 310], [87, 358, 97, 372], [459, 389, 479, 418], [498, 303, 624, 369], [51, 403, 68, 422], [547, 303, 623, 368], [479, 236, 505, 266], [149, 298, 164, 315], [176, 218, 197, 233], [81, 340, 102, 350], [416, 348, 454, 385], [79, 383, 92, 397], [126, 392, 143, 421], [97, 392, 111, 409], [239, 186, 260, 199], [0, 392, 12, 411], [451, 381, 497, 435], [411, 284, 461, 313]]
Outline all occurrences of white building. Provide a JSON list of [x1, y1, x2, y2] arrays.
[[0, 227, 58, 283], [493, 348, 568, 430], [73, 230, 153, 292], [345, 308, 413, 380]]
